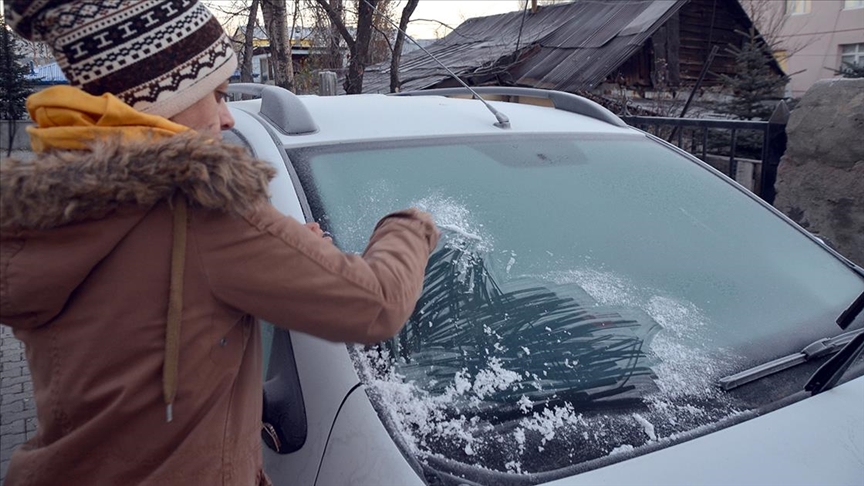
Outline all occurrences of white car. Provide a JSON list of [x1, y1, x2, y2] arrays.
[[224, 85, 864, 486]]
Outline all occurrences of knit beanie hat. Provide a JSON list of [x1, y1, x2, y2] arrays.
[[4, 0, 238, 119]]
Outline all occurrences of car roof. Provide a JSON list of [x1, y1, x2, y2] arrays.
[[230, 90, 638, 147]]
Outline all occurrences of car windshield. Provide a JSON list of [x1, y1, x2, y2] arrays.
[[288, 133, 864, 477]]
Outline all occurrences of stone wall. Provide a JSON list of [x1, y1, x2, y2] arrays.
[[773, 78, 864, 265]]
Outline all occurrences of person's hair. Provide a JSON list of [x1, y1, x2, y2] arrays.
[[4, 0, 237, 118]]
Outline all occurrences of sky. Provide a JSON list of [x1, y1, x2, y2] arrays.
[[0, 0, 521, 41], [406, 1, 520, 39], [200, 0, 523, 40]]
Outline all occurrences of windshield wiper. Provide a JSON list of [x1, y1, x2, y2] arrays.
[[805, 290, 864, 395], [805, 332, 864, 395], [836, 290, 864, 331], [718, 329, 864, 391]]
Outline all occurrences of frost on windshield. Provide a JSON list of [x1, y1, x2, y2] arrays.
[[353, 199, 741, 478]]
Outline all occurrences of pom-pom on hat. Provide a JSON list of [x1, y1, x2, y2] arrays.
[[5, 0, 238, 119]]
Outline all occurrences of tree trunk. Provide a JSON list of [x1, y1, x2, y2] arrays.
[[389, 0, 418, 93], [328, 0, 344, 69], [344, 0, 376, 94], [315, 0, 354, 69], [262, 0, 295, 92], [241, 0, 259, 83]]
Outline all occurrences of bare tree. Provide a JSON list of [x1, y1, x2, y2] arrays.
[[240, 0, 260, 83], [313, 0, 355, 64], [261, 0, 296, 91], [367, 0, 397, 65], [741, 0, 806, 58], [311, 0, 374, 93], [326, 0, 345, 69], [306, 0, 416, 93], [389, 0, 418, 93], [207, 0, 262, 83], [344, 0, 375, 93]]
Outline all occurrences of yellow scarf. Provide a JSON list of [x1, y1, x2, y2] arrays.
[[26, 86, 188, 152]]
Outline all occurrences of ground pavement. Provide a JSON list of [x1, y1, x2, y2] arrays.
[[1, 151, 38, 482], [0, 325, 37, 483]]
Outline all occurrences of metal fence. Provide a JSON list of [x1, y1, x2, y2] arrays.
[[621, 102, 789, 204]]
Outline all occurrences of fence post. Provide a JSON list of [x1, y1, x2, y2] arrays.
[[761, 101, 790, 205], [318, 71, 337, 96]]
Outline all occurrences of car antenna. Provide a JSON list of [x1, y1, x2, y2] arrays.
[[361, 0, 511, 129]]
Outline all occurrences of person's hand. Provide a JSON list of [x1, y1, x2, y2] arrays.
[[305, 222, 333, 243], [402, 208, 440, 250]]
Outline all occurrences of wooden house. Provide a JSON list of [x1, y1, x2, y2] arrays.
[[360, 0, 784, 113]]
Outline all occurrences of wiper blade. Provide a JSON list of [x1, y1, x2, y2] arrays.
[[717, 329, 864, 391], [805, 331, 864, 395], [801, 290, 864, 394], [837, 290, 864, 330]]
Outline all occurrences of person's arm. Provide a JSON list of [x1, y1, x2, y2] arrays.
[[191, 202, 439, 343]]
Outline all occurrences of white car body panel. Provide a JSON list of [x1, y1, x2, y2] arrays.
[[315, 386, 425, 486], [230, 107, 305, 221], [232, 94, 634, 148], [263, 334, 362, 486], [546, 376, 864, 486]]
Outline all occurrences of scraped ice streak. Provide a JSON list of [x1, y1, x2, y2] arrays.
[[356, 194, 515, 455], [548, 269, 742, 436], [414, 195, 493, 292], [354, 202, 742, 475]]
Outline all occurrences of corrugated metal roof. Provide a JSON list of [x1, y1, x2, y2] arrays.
[[361, 0, 687, 94]]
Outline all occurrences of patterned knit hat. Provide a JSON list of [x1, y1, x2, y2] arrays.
[[5, 0, 238, 119]]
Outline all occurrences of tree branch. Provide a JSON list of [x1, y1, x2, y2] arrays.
[[390, 0, 418, 92], [313, 0, 355, 51]]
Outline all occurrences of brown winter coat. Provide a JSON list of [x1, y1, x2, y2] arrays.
[[0, 133, 438, 485]]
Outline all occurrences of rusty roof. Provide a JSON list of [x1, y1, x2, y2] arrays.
[[361, 0, 689, 94]]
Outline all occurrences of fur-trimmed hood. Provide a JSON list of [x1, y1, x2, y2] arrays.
[[1, 133, 276, 330], [0, 133, 276, 231]]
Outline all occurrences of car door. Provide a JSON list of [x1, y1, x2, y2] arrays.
[[227, 107, 422, 485]]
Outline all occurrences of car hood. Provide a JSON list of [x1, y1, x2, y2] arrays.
[[543, 376, 864, 486]]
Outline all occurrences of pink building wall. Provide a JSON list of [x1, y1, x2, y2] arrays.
[[760, 0, 864, 97]]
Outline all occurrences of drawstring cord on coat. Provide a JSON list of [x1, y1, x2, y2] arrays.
[[164, 195, 188, 422]]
